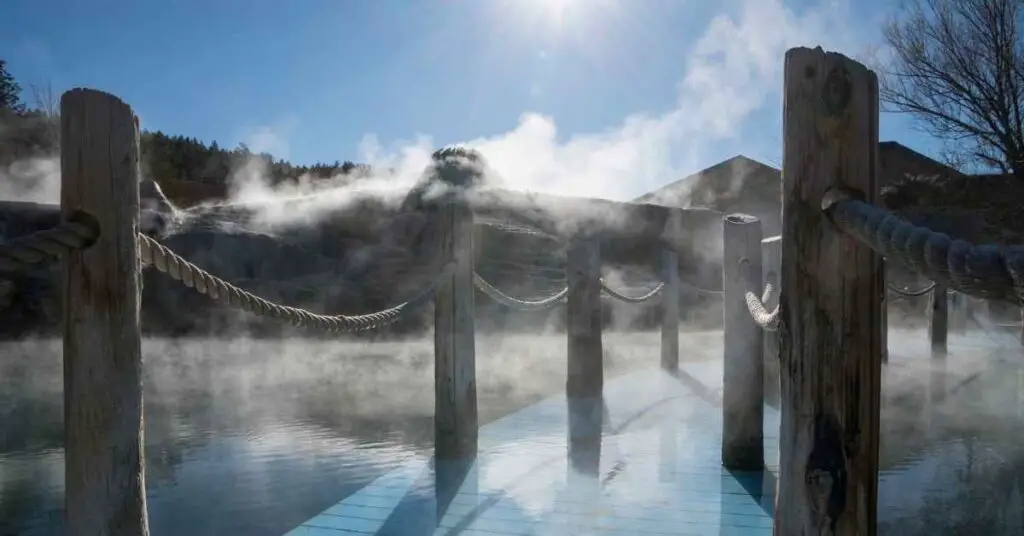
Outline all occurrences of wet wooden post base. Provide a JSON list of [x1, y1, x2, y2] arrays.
[[722, 213, 764, 471], [566, 236, 603, 477], [930, 284, 948, 355], [776, 47, 883, 535], [61, 88, 150, 536], [434, 197, 478, 460], [660, 247, 680, 371]]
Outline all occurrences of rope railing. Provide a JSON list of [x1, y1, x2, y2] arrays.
[[887, 281, 937, 297], [823, 190, 1024, 304], [679, 279, 724, 296], [0, 219, 448, 332], [138, 234, 449, 332], [744, 280, 780, 332], [472, 272, 568, 311], [599, 279, 665, 303]]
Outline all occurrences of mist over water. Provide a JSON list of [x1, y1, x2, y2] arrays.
[[0, 330, 703, 536], [1, 318, 1023, 535]]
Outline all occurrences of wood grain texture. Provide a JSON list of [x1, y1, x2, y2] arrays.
[[60, 88, 150, 536], [434, 198, 478, 460], [776, 47, 883, 535], [722, 213, 764, 471]]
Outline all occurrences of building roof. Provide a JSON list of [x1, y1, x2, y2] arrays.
[[633, 155, 779, 209]]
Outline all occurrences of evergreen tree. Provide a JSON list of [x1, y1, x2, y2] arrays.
[[0, 59, 25, 113]]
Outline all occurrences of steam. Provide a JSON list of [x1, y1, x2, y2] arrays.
[[13, 2, 1023, 531]]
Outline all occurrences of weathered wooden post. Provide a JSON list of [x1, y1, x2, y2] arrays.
[[566, 235, 603, 476], [777, 47, 884, 535], [61, 88, 150, 535], [930, 284, 948, 355], [761, 234, 781, 406], [722, 213, 764, 470], [661, 247, 680, 371], [434, 196, 478, 460]]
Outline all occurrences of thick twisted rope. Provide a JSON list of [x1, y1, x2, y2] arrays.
[[599, 280, 665, 303], [137, 234, 448, 332], [887, 281, 936, 297], [472, 272, 568, 311], [824, 191, 1024, 304], [0, 221, 96, 272], [744, 281, 780, 331]]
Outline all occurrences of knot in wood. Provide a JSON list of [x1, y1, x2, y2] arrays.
[[821, 66, 852, 117]]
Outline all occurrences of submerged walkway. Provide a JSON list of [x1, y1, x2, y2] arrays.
[[287, 359, 780, 536], [285, 328, 1014, 536]]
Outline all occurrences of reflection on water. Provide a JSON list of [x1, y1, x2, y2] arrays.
[[0, 332, 679, 536], [878, 335, 1024, 535], [3, 329, 1024, 535]]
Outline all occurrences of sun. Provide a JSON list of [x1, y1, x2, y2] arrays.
[[491, 0, 612, 33]]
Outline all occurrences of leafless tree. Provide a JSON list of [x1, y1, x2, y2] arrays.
[[879, 0, 1024, 176], [29, 80, 57, 118], [28, 80, 59, 148]]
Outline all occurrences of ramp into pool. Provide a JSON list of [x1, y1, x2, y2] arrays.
[[285, 360, 779, 536]]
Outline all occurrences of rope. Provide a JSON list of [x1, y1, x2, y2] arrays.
[[599, 280, 665, 303], [744, 281, 780, 331], [887, 281, 937, 297], [472, 272, 568, 311], [824, 193, 1024, 304], [137, 234, 448, 332], [0, 221, 96, 272], [679, 279, 724, 296]]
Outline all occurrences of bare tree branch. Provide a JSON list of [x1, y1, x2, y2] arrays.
[[880, 0, 1024, 176]]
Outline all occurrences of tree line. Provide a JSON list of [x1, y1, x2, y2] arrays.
[[0, 59, 371, 200]]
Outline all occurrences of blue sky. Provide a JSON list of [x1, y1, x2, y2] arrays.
[[1, 0, 937, 200]]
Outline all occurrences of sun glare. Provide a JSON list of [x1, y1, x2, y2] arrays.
[[492, 0, 614, 33]]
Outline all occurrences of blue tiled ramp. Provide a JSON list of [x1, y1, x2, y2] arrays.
[[287, 361, 778, 535]]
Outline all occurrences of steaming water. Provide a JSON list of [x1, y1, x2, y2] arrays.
[[1, 329, 1023, 535], [0, 331, 689, 536]]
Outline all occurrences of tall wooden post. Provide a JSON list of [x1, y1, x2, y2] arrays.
[[661, 247, 680, 371], [777, 47, 883, 535], [435, 197, 478, 460], [566, 235, 603, 476], [61, 88, 150, 536], [929, 284, 948, 355], [722, 213, 764, 470]]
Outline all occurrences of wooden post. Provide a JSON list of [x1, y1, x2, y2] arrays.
[[762, 235, 781, 406], [929, 284, 948, 355], [881, 267, 889, 364], [60, 89, 150, 536], [434, 197, 478, 460], [777, 47, 883, 535], [948, 290, 966, 333], [661, 247, 680, 371], [566, 236, 603, 476], [722, 213, 764, 470]]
